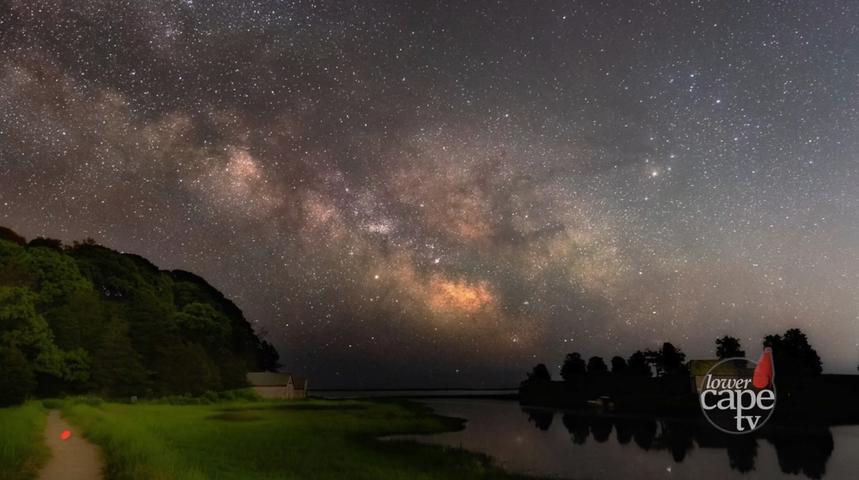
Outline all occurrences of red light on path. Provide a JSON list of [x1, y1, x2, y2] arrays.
[[61, 431, 71, 440]]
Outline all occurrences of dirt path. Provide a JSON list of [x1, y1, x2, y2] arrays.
[[37, 410, 103, 480]]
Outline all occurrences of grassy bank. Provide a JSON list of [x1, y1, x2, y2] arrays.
[[0, 403, 50, 480], [62, 398, 546, 480]]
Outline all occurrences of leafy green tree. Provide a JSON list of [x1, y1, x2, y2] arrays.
[[20, 246, 92, 307], [716, 336, 746, 359], [89, 316, 150, 398], [172, 303, 231, 349], [0, 227, 282, 402], [43, 289, 105, 353], [153, 341, 221, 396], [0, 240, 35, 289], [0, 286, 89, 383], [560, 352, 587, 381], [0, 346, 36, 407]]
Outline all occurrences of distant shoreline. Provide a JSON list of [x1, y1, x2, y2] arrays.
[[313, 388, 519, 392], [312, 388, 520, 401]]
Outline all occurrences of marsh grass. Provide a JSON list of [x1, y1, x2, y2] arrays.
[[0, 403, 50, 480], [206, 412, 261, 421], [61, 398, 548, 480]]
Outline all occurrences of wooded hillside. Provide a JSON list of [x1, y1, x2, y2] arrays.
[[0, 226, 280, 406]]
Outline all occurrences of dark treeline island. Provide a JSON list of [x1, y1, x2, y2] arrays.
[[0, 226, 280, 407], [520, 331, 859, 425]]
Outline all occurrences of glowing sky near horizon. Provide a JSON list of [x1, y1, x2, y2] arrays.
[[1, 0, 859, 387]]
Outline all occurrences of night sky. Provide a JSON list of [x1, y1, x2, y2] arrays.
[[2, 0, 858, 388]]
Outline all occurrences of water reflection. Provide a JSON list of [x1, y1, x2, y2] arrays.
[[522, 407, 834, 479], [524, 408, 554, 431], [769, 428, 834, 479]]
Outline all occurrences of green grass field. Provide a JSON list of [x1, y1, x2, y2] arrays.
[[0, 403, 50, 480], [58, 398, 545, 480]]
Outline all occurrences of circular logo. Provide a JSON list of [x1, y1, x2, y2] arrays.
[[698, 349, 776, 434]]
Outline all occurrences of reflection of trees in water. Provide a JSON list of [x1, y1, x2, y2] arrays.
[[727, 436, 758, 473], [522, 408, 554, 431], [614, 418, 633, 445], [562, 414, 591, 444], [523, 410, 834, 479], [654, 421, 695, 463], [768, 427, 834, 480], [609, 417, 659, 450], [590, 417, 613, 443], [631, 419, 658, 451]]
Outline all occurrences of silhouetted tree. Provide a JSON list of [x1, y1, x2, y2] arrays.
[[258, 339, 282, 372], [69, 238, 98, 250], [27, 237, 63, 251], [763, 328, 822, 377], [651, 342, 687, 377], [560, 352, 586, 381], [587, 356, 609, 375], [610, 356, 628, 374], [627, 350, 652, 377], [716, 335, 746, 359], [0, 227, 26, 246], [522, 363, 551, 387]]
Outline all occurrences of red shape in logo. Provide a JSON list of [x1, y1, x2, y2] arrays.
[[753, 348, 774, 389], [61, 431, 71, 440]]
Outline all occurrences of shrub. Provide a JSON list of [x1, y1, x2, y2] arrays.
[[229, 388, 261, 402], [65, 396, 104, 407], [201, 391, 219, 403], [42, 399, 63, 410]]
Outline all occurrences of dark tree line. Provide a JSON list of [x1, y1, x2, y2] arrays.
[[524, 329, 825, 387], [0, 227, 280, 406]]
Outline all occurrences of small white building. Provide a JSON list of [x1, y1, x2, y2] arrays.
[[247, 372, 308, 399]]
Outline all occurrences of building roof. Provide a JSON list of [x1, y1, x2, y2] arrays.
[[689, 359, 752, 377], [247, 372, 293, 386], [293, 377, 308, 390]]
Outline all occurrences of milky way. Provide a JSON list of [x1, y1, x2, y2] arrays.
[[2, 1, 859, 387]]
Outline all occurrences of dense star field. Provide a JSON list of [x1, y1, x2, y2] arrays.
[[1, 0, 858, 387]]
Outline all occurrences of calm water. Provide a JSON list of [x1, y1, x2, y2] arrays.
[[390, 399, 859, 480]]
